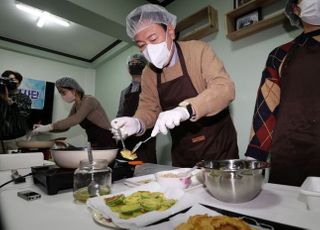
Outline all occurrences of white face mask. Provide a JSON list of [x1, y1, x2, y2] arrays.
[[61, 91, 75, 103], [299, 0, 320, 25], [142, 32, 173, 69]]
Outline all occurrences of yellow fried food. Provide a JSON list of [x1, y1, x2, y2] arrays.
[[104, 191, 176, 219], [120, 149, 137, 160], [175, 214, 253, 230]]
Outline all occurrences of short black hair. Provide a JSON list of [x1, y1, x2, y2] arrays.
[[1, 70, 23, 83]]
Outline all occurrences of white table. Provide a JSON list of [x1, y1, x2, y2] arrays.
[[0, 165, 319, 230]]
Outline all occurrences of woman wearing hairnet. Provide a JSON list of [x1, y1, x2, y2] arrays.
[[33, 77, 116, 148], [111, 4, 238, 167], [245, 0, 320, 186]]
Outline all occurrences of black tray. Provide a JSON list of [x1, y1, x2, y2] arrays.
[[148, 204, 307, 229], [201, 204, 306, 230]]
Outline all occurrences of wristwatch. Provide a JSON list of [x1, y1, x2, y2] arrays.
[[179, 101, 195, 120]]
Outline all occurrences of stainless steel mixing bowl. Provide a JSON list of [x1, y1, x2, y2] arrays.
[[196, 159, 270, 203]]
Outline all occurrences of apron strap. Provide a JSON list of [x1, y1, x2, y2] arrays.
[[304, 29, 320, 38]]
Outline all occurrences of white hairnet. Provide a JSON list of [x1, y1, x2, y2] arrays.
[[55, 76, 84, 94], [126, 4, 177, 39], [285, 0, 302, 27]]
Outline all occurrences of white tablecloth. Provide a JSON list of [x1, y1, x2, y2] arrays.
[[0, 164, 319, 230]]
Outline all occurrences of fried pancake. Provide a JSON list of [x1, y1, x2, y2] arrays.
[[175, 214, 253, 230]]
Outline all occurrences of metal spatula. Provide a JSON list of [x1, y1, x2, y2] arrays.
[[131, 136, 153, 153], [117, 129, 127, 150]]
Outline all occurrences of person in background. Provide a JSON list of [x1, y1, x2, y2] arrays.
[[116, 54, 157, 163], [0, 70, 31, 153], [111, 4, 238, 167], [245, 0, 320, 186], [32, 77, 116, 148]]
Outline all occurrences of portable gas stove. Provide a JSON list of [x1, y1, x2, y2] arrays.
[[32, 159, 135, 195], [32, 165, 75, 195]]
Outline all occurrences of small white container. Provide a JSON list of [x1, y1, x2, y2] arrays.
[[300, 177, 320, 211], [155, 168, 192, 189]]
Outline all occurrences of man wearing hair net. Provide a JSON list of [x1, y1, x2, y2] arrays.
[[33, 77, 116, 148], [116, 54, 157, 163], [111, 4, 238, 167], [245, 0, 320, 186]]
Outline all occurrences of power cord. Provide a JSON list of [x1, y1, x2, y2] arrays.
[[0, 172, 33, 188]]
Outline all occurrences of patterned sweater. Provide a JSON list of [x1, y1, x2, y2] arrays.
[[245, 31, 320, 161]]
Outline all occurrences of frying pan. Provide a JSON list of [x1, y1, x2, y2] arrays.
[[16, 140, 55, 149], [16, 137, 66, 149]]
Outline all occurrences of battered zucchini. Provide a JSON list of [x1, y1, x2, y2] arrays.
[[104, 194, 125, 207], [105, 191, 176, 219]]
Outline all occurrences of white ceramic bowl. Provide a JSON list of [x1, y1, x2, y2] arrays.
[[300, 177, 320, 211], [155, 168, 193, 189], [51, 148, 118, 169]]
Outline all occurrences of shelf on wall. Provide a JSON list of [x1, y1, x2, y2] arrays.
[[225, 0, 288, 41], [176, 5, 218, 41]]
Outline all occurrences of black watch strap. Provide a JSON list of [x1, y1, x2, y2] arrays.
[[186, 104, 193, 118]]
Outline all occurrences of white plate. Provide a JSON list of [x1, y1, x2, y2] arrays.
[[91, 210, 121, 229], [87, 182, 194, 229], [123, 169, 203, 191], [123, 174, 156, 187]]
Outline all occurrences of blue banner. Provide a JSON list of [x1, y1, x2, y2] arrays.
[[19, 78, 46, 110]]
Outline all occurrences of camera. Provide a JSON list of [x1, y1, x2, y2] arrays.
[[0, 77, 17, 91]]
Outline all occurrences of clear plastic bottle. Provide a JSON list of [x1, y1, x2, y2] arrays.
[[73, 159, 112, 203]]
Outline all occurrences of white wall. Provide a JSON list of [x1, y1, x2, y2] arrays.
[[0, 48, 96, 147], [95, 0, 302, 164]]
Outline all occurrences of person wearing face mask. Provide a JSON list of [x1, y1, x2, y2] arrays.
[[111, 4, 238, 167], [0, 70, 32, 153], [116, 54, 157, 163], [32, 77, 116, 148], [245, 0, 320, 186]]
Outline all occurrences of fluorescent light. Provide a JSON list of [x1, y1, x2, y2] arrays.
[[47, 14, 70, 27], [16, 3, 42, 17], [36, 11, 49, 28], [16, 3, 70, 28]]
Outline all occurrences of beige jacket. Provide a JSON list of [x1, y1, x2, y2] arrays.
[[134, 40, 235, 129]]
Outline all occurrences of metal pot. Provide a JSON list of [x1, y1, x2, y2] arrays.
[[196, 159, 270, 203]]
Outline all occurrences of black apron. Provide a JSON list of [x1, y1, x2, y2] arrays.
[[269, 31, 320, 186], [156, 43, 238, 167], [80, 118, 116, 148], [118, 84, 157, 163]]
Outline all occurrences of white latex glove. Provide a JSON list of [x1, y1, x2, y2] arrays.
[[151, 107, 190, 137], [110, 116, 141, 140], [245, 156, 257, 160], [32, 124, 53, 134]]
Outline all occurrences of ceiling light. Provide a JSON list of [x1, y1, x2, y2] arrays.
[[16, 3, 42, 16], [16, 3, 70, 28], [36, 11, 49, 28]]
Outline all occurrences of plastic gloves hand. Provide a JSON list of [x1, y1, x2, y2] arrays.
[[110, 117, 142, 140], [245, 156, 257, 160], [32, 124, 53, 134], [151, 107, 190, 137]]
